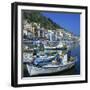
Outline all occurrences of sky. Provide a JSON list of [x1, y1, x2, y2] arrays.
[[42, 12, 80, 36]]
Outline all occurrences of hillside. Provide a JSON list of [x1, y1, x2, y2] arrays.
[[22, 11, 62, 30]]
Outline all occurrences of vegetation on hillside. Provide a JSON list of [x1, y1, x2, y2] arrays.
[[23, 11, 61, 30]]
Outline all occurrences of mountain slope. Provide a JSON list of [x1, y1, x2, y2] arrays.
[[22, 11, 62, 30]]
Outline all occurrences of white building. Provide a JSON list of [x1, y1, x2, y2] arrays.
[[56, 29, 64, 37]]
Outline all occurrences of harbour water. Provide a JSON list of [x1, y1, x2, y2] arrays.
[[23, 45, 80, 77]]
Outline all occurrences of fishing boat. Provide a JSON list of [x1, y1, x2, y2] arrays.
[[26, 51, 77, 76]]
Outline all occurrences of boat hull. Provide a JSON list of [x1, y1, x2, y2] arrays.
[[26, 61, 76, 76]]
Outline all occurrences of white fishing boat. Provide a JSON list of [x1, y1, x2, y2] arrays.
[[26, 55, 77, 76], [44, 41, 67, 51]]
